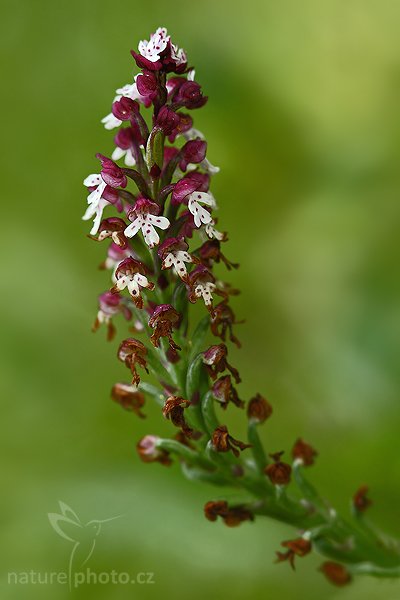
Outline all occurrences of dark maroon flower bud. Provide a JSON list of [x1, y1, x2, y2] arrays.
[[111, 383, 146, 418], [149, 304, 181, 352], [212, 375, 244, 410], [163, 146, 180, 173], [204, 344, 241, 383], [168, 113, 193, 142], [184, 170, 210, 191], [171, 177, 200, 205], [156, 106, 180, 135], [162, 396, 193, 437], [319, 562, 352, 586], [292, 438, 318, 467], [117, 338, 149, 386], [137, 435, 172, 465], [174, 80, 208, 109], [204, 500, 254, 527], [210, 301, 243, 348], [179, 140, 207, 171], [211, 425, 251, 458], [166, 76, 186, 98], [177, 210, 197, 239], [94, 217, 128, 249], [276, 537, 312, 570], [96, 154, 127, 188], [112, 96, 140, 121], [265, 452, 292, 486], [247, 394, 273, 424], [131, 51, 163, 71], [92, 291, 131, 341], [353, 485, 372, 513], [136, 70, 159, 102], [198, 239, 239, 271], [114, 125, 143, 155]]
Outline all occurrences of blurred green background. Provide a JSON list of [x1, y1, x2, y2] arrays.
[[1, 0, 400, 598]]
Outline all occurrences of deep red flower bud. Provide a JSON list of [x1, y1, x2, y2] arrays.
[[156, 106, 180, 136], [137, 435, 172, 465], [111, 383, 146, 418], [114, 126, 143, 151], [319, 562, 352, 586], [136, 70, 159, 101], [112, 96, 139, 121], [131, 51, 163, 71], [179, 140, 207, 171], [96, 153, 127, 188], [174, 80, 208, 109], [247, 394, 273, 424], [292, 438, 318, 466], [265, 452, 292, 485], [171, 177, 200, 205], [168, 112, 193, 142]]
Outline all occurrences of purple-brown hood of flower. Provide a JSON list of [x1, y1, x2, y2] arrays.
[[180, 140, 207, 171], [96, 153, 127, 188], [112, 96, 140, 121], [157, 237, 188, 259], [149, 304, 180, 326]]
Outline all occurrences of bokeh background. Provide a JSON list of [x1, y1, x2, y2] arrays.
[[1, 0, 400, 598]]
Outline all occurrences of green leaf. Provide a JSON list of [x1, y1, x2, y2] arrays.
[[146, 127, 164, 171]]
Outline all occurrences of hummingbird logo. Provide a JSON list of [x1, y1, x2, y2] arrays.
[[48, 501, 122, 589]]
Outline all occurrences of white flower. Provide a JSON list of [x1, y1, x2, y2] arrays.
[[193, 280, 216, 306], [111, 145, 136, 167], [162, 250, 193, 280], [182, 128, 220, 174], [115, 271, 152, 299], [124, 199, 170, 248], [204, 219, 225, 241], [170, 43, 187, 67], [187, 192, 216, 228], [138, 27, 169, 63], [82, 173, 108, 235]]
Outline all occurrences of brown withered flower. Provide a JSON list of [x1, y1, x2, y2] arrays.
[[276, 537, 312, 570], [117, 338, 149, 385], [198, 239, 239, 271], [136, 435, 172, 466], [212, 375, 244, 409], [92, 217, 129, 249], [203, 343, 241, 383], [204, 500, 254, 527], [111, 382, 146, 418], [210, 301, 243, 348], [149, 304, 181, 352], [319, 561, 352, 586], [292, 438, 318, 467], [353, 485, 372, 513], [265, 451, 292, 485], [247, 394, 273, 424], [162, 396, 193, 437], [211, 425, 251, 458]]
